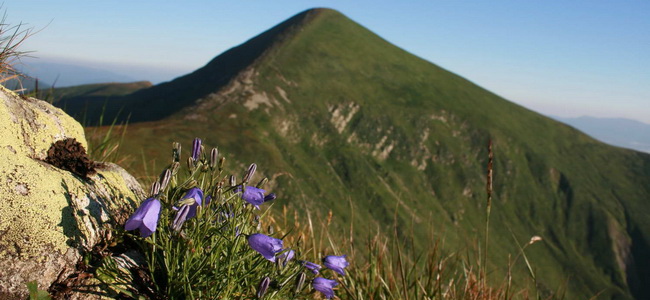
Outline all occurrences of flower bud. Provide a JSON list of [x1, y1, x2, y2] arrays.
[[529, 235, 543, 245], [219, 157, 226, 170], [172, 142, 181, 162], [187, 157, 195, 170], [149, 181, 160, 197], [257, 276, 271, 299], [191, 138, 202, 161], [243, 163, 257, 184], [209, 148, 219, 169], [170, 161, 180, 175], [159, 169, 172, 191], [172, 204, 190, 232], [294, 272, 306, 294]]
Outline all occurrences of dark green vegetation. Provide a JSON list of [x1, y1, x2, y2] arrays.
[[47, 81, 151, 110], [49, 81, 152, 98], [55, 8, 650, 299]]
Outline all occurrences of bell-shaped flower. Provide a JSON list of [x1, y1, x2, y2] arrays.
[[312, 277, 338, 299], [323, 255, 350, 275], [181, 187, 204, 218], [173, 187, 204, 214], [278, 249, 295, 267], [239, 186, 275, 209], [171, 188, 204, 231], [247, 233, 283, 262], [125, 197, 161, 237], [301, 260, 322, 274], [264, 193, 276, 202]]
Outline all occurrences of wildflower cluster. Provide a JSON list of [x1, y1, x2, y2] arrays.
[[118, 138, 349, 299]]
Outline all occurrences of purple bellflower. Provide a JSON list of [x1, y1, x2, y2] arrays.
[[180, 187, 204, 218], [125, 197, 161, 237], [191, 138, 202, 161], [172, 204, 191, 232], [171, 188, 204, 231], [279, 249, 296, 267], [240, 186, 276, 209], [247, 233, 283, 262], [323, 255, 350, 276], [312, 277, 338, 299], [301, 260, 322, 274]]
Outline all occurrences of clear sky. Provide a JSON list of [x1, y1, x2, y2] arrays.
[[4, 1, 650, 123]]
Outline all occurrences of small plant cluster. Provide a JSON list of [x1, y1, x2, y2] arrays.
[[0, 6, 33, 90], [108, 138, 349, 299]]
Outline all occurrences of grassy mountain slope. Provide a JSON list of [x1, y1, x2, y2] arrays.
[[50, 81, 152, 98], [59, 8, 650, 299]]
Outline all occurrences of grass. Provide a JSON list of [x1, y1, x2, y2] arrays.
[[0, 6, 34, 91], [77, 135, 553, 299]]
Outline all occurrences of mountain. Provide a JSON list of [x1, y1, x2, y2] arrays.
[[554, 116, 650, 154], [56, 8, 650, 299]]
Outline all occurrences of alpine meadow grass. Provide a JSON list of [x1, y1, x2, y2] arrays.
[[68, 135, 556, 299]]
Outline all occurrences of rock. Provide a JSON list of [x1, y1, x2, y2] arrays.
[[0, 86, 144, 298]]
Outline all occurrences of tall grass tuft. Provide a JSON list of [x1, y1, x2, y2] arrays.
[[0, 6, 34, 91]]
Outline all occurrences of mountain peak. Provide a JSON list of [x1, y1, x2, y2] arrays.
[[58, 8, 353, 122]]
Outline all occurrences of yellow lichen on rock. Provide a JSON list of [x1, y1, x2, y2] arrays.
[[0, 88, 144, 298], [0, 147, 76, 258], [0, 90, 86, 160]]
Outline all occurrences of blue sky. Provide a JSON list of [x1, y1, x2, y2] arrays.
[[5, 1, 650, 123]]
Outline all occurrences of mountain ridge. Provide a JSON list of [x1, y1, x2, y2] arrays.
[[56, 8, 650, 299], [57, 8, 331, 123]]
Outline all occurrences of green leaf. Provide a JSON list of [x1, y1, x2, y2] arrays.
[[26, 280, 52, 300]]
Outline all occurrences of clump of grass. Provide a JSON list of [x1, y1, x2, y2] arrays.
[[0, 6, 34, 91], [272, 203, 546, 300], [86, 122, 130, 165]]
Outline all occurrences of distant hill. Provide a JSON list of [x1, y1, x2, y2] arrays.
[[56, 8, 650, 299], [48, 81, 152, 100], [15, 59, 138, 87], [555, 116, 650, 153]]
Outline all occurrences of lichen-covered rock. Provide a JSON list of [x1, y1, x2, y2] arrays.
[[0, 86, 144, 298]]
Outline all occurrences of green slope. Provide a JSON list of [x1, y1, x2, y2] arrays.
[[49, 81, 152, 98], [59, 8, 650, 299]]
